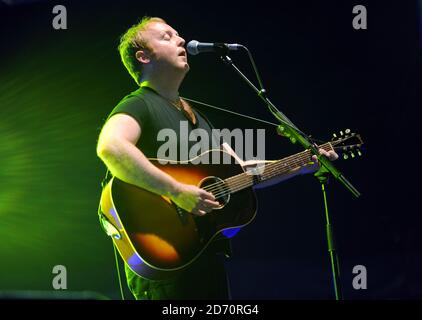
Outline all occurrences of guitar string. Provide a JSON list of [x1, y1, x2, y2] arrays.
[[201, 145, 323, 195], [201, 138, 359, 200], [210, 151, 314, 199], [203, 145, 332, 199], [202, 148, 318, 198], [207, 141, 341, 200], [201, 143, 331, 195], [204, 139, 340, 192], [198, 137, 354, 196]]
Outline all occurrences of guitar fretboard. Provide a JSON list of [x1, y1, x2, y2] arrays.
[[224, 143, 333, 194]]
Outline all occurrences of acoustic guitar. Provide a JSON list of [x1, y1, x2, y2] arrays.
[[99, 130, 363, 280]]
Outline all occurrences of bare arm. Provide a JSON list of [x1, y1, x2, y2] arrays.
[[97, 114, 219, 215]]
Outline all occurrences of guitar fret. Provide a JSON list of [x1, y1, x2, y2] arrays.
[[224, 143, 333, 194]]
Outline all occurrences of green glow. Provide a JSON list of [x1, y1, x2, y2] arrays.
[[0, 36, 117, 295]]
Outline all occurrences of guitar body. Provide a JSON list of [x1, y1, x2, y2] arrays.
[[100, 150, 257, 280]]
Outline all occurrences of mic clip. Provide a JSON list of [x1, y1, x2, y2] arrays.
[[213, 43, 231, 56]]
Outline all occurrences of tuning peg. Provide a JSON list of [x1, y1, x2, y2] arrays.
[[350, 151, 355, 158], [332, 133, 337, 138], [345, 129, 351, 134], [340, 131, 344, 136], [357, 150, 362, 156], [343, 153, 349, 160], [276, 125, 286, 136]]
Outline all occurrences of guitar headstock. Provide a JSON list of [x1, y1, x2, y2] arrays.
[[330, 129, 364, 160]]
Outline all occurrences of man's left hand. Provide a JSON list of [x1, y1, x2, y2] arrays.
[[299, 148, 339, 176], [311, 148, 339, 177], [312, 148, 338, 162]]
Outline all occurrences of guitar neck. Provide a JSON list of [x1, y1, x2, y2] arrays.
[[224, 142, 333, 193]]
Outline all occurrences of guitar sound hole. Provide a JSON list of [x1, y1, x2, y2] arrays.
[[198, 176, 230, 209]]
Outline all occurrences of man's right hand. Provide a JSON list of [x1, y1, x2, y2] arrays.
[[170, 183, 221, 216]]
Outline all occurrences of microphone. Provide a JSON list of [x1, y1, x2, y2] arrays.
[[187, 40, 242, 55]]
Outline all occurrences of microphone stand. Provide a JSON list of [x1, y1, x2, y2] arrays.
[[215, 45, 361, 300]]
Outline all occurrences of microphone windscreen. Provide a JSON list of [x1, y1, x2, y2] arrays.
[[187, 40, 199, 55]]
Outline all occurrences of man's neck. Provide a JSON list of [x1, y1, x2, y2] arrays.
[[140, 72, 184, 102]]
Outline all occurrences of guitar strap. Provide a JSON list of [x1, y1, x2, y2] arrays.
[[181, 96, 279, 127]]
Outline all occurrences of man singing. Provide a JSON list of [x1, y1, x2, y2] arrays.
[[96, 16, 337, 300]]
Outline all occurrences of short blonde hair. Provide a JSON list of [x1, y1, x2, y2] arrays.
[[118, 16, 166, 85]]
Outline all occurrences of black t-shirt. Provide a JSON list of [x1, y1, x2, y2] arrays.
[[108, 86, 219, 161], [106, 86, 232, 257]]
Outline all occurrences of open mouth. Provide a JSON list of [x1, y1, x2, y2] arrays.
[[178, 50, 186, 57]]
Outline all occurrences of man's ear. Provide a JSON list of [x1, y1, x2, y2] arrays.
[[135, 50, 151, 64]]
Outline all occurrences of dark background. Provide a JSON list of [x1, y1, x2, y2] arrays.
[[0, 0, 421, 299]]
